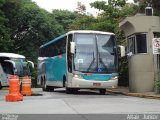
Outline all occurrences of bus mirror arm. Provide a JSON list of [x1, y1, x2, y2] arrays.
[[70, 42, 75, 54], [117, 45, 125, 57], [27, 61, 34, 68]]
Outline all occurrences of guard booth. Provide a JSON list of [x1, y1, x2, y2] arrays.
[[119, 16, 160, 92]]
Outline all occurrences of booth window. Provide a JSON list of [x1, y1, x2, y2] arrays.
[[127, 33, 147, 55]]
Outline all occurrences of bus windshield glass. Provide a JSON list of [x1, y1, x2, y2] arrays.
[[74, 33, 117, 73], [11, 58, 25, 62], [11, 58, 30, 76]]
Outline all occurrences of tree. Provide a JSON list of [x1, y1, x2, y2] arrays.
[[1, 0, 64, 62], [0, 0, 14, 51], [70, 0, 137, 34], [0, 0, 67, 85], [134, 0, 160, 16], [69, 15, 96, 30], [51, 10, 79, 33], [75, 2, 86, 15]]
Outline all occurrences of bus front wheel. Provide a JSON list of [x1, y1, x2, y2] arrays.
[[42, 79, 49, 91], [66, 88, 72, 94], [99, 89, 106, 95], [66, 88, 78, 94]]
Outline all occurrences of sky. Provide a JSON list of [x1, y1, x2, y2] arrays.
[[32, 0, 134, 15]]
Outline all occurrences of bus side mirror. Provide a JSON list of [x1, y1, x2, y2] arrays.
[[70, 42, 75, 54], [118, 45, 125, 57], [27, 61, 34, 68]]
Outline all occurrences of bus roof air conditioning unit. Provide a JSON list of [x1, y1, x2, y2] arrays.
[[145, 7, 153, 16]]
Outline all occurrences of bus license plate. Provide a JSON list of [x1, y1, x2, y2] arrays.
[[93, 83, 101, 86]]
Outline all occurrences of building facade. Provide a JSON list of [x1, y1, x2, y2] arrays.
[[119, 16, 160, 92]]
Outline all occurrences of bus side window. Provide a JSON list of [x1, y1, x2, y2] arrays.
[[67, 34, 73, 73]]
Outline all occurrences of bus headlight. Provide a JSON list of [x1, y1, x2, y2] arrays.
[[74, 74, 83, 79], [111, 76, 118, 80]]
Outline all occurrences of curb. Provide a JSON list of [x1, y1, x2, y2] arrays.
[[125, 93, 160, 100], [107, 90, 160, 100]]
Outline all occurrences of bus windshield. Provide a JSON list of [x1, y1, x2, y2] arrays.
[[74, 33, 118, 73], [11, 58, 26, 62], [11, 58, 30, 76]]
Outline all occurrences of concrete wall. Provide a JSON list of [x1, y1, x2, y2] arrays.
[[128, 54, 154, 92], [119, 16, 160, 37]]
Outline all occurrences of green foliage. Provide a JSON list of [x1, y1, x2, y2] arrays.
[[51, 10, 79, 32], [155, 78, 160, 94], [69, 15, 96, 30], [0, 0, 14, 51], [155, 79, 160, 90], [134, 0, 160, 16], [70, 0, 137, 34], [0, 0, 66, 86], [1, 0, 65, 62]]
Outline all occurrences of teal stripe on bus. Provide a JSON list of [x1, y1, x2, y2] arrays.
[[80, 74, 112, 81], [45, 54, 67, 82], [40, 34, 66, 48]]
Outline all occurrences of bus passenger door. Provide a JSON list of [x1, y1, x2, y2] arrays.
[[0, 63, 8, 87], [1, 61, 14, 86], [67, 34, 73, 87]]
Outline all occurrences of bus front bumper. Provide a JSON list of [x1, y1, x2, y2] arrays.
[[69, 77, 118, 89]]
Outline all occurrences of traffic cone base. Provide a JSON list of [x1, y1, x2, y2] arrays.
[[21, 91, 32, 96], [6, 94, 23, 102]]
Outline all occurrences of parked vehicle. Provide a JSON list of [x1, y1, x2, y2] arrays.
[[0, 53, 34, 89]]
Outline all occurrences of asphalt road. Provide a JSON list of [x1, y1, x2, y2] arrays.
[[0, 88, 160, 120]]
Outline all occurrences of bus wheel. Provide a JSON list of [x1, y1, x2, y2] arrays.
[[66, 88, 72, 94], [63, 76, 66, 87], [42, 79, 49, 91], [99, 89, 106, 95], [49, 87, 54, 92], [66, 88, 78, 94]]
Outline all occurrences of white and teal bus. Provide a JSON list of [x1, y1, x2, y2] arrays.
[[38, 30, 125, 94], [0, 53, 34, 89]]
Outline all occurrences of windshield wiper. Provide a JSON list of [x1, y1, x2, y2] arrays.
[[87, 52, 95, 72]]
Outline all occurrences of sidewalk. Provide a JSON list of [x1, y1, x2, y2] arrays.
[[107, 87, 160, 100]]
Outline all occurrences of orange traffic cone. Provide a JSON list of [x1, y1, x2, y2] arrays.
[[6, 75, 23, 102], [21, 75, 32, 96]]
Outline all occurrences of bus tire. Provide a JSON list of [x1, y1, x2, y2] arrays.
[[63, 76, 66, 87], [42, 79, 49, 91], [99, 89, 106, 95], [49, 87, 54, 92], [66, 88, 76, 94], [66, 88, 71, 94], [66, 88, 78, 94]]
